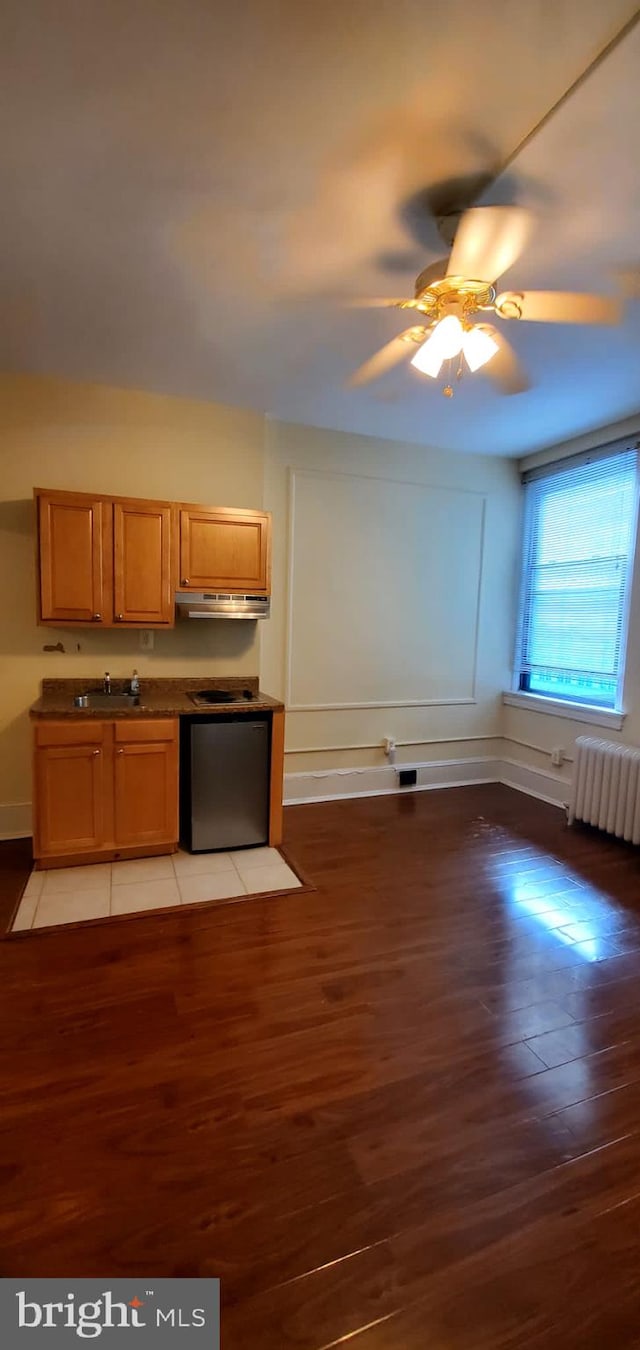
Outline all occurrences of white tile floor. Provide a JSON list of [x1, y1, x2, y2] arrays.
[[12, 846, 302, 932]]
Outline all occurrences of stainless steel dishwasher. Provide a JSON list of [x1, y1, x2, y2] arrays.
[[180, 715, 270, 852]]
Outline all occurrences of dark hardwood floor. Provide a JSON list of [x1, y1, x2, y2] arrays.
[[3, 783, 640, 1346], [0, 835, 32, 932]]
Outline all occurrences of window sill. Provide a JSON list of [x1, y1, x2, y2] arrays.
[[502, 690, 626, 730]]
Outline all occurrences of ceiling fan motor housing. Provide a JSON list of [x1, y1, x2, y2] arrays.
[[413, 267, 497, 325]]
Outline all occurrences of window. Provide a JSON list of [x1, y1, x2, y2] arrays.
[[515, 445, 639, 710]]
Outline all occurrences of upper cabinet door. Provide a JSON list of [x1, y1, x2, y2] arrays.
[[179, 507, 271, 593], [113, 500, 175, 625], [38, 492, 110, 624]]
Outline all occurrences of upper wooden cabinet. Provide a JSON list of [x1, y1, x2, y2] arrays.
[[35, 488, 271, 627], [38, 492, 111, 624], [113, 500, 174, 626], [178, 506, 271, 593], [36, 488, 175, 629]]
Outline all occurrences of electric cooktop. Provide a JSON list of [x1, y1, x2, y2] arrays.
[[189, 688, 256, 708]]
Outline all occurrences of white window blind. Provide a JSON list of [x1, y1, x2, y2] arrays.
[[516, 444, 639, 710]]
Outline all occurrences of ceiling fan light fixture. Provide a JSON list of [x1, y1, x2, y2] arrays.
[[410, 314, 463, 378], [411, 336, 444, 378], [462, 325, 499, 373], [430, 314, 464, 359]]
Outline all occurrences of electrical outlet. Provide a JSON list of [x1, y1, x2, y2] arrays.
[[551, 746, 564, 767], [139, 630, 154, 651]]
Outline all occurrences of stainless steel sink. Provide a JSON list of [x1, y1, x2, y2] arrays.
[[74, 692, 140, 709]]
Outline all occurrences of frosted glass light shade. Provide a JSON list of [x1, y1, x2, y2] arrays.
[[463, 325, 499, 372], [411, 338, 444, 378], [431, 314, 464, 358], [411, 314, 464, 378]]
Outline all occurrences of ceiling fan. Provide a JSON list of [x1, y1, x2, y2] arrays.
[[347, 206, 622, 396]]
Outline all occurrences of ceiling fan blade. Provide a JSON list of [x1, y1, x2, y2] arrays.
[[496, 290, 621, 325], [613, 267, 640, 299], [479, 325, 531, 395], [341, 297, 423, 309], [279, 294, 415, 312], [446, 206, 530, 283], [347, 327, 428, 387]]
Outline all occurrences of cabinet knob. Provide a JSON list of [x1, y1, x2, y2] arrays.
[[93, 749, 101, 756], [115, 613, 123, 622], [116, 748, 124, 755], [181, 578, 189, 586], [92, 614, 102, 622]]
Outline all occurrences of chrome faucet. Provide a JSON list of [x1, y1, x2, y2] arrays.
[[103, 671, 111, 695]]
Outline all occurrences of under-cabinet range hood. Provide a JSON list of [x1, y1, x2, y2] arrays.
[[175, 592, 270, 620]]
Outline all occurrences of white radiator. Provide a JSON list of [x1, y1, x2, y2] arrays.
[[569, 735, 640, 844]]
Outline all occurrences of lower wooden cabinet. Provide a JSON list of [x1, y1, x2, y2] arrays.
[[34, 721, 108, 858], [33, 718, 178, 866], [113, 721, 179, 848]]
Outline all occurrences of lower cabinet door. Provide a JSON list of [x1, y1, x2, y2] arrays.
[[113, 720, 179, 848], [34, 731, 107, 858]]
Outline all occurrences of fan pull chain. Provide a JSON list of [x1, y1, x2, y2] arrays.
[[442, 352, 465, 398]]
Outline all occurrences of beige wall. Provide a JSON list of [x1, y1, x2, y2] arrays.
[[4, 373, 636, 829], [0, 374, 527, 832], [262, 420, 521, 794], [0, 374, 264, 827]]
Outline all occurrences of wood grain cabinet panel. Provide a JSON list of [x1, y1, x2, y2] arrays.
[[114, 721, 178, 847], [38, 493, 110, 624], [33, 718, 179, 865], [113, 500, 174, 625], [179, 507, 271, 593], [36, 489, 272, 627], [36, 489, 176, 629], [34, 722, 108, 859], [269, 709, 285, 847]]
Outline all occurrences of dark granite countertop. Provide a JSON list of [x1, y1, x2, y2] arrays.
[[30, 676, 284, 719]]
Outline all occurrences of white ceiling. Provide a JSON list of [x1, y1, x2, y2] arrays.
[[1, 0, 640, 456]]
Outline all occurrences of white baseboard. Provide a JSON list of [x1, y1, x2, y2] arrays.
[[285, 756, 499, 805], [285, 754, 569, 809], [500, 757, 569, 809], [0, 801, 32, 840]]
